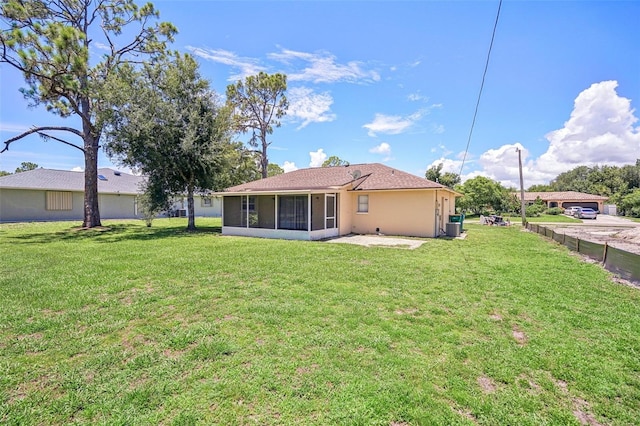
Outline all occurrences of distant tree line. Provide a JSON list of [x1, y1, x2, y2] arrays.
[[425, 160, 640, 218], [0, 161, 39, 176]]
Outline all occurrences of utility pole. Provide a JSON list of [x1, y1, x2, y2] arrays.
[[516, 147, 526, 226]]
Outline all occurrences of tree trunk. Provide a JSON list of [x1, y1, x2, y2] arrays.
[[186, 185, 196, 231], [83, 133, 102, 228], [261, 140, 268, 179]]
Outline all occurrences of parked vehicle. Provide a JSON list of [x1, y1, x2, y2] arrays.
[[577, 207, 597, 219], [564, 206, 582, 216]]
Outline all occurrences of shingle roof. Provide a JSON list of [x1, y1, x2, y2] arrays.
[[0, 168, 145, 194], [517, 191, 609, 201], [224, 163, 448, 192]]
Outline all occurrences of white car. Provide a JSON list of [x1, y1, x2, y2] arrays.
[[577, 208, 597, 219], [564, 206, 582, 216]]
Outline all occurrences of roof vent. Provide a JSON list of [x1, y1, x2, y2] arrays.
[[114, 171, 121, 176], [98, 174, 107, 181]]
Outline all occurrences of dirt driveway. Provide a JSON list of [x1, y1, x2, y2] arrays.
[[546, 215, 640, 256]]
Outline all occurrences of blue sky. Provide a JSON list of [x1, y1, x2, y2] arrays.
[[1, 0, 639, 188]]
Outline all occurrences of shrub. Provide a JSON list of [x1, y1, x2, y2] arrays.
[[545, 207, 564, 215], [526, 204, 545, 217]]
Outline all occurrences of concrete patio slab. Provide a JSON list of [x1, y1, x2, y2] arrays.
[[324, 234, 428, 249]]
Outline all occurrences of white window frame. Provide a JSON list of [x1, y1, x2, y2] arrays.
[[326, 193, 336, 229], [357, 194, 369, 213]]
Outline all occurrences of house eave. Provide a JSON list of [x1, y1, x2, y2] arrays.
[[0, 186, 140, 195], [215, 189, 340, 196]]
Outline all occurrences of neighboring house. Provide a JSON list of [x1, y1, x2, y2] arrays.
[[0, 167, 222, 222], [218, 163, 460, 240], [0, 168, 144, 222], [165, 194, 222, 218], [515, 191, 609, 213]]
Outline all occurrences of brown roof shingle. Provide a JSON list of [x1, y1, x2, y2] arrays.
[[225, 163, 447, 192], [517, 191, 609, 201]]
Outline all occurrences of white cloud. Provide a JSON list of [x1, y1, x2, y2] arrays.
[[535, 80, 640, 176], [408, 93, 425, 102], [287, 87, 336, 129], [71, 166, 83, 172], [476, 143, 527, 187], [369, 142, 391, 155], [453, 143, 550, 187], [186, 47, 266, 81], [450, 81, 640, 188], [363, 113, 414, 137], [268, 48, 380, 84], [426, 157, 464, 177], [309, 148, 327, 167], [363, 106, 439, 137], [369, 142, 392, 162], [282, 161, 298, 173]]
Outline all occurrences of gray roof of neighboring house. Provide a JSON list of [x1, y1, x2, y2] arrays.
[[516, 191, 609, 201], [224, 163, 453, 193], [0, 168, 145, 194]]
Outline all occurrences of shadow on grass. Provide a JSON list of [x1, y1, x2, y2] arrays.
[[3, 223, 222, 245]]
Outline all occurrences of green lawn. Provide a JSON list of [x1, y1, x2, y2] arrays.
[[507, 214, 582, 223], [1, 219, 639, 425], [464, 213, 581, 224]]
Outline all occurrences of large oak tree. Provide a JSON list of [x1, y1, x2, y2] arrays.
[[0, 0, 175, 227], [103, 53, 237, 231]]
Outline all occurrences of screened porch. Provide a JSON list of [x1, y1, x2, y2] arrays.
[[222, 193, 339, 240]]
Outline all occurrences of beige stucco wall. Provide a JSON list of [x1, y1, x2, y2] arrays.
[[99, 193, 139, 219], [345, 189, 441, 238], [0, 188, 84, 222], [338, 190, 353, 236], [219, 188, 458, 239]]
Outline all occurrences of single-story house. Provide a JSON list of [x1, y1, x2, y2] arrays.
[[218, 163, 461, 241], [515, 191, 609, 213], [0, 167, 222, 222], [165, 194, 222, 218]]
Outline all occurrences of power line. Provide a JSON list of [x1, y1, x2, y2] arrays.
[[458, 0, 503, 177]]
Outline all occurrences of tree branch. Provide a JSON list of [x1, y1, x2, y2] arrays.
[[36, 131, 85, 152], [1, 126, 84, 153]]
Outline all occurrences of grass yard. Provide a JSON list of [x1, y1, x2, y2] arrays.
[[1, 219, 639, 425], [508, 214, 582, 223]]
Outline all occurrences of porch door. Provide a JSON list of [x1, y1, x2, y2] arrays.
[[326, 194, 336, 229]]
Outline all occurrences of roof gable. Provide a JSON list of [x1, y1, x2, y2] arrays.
[[0, 168, 145, 194], [225, 163, 448, 192]]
